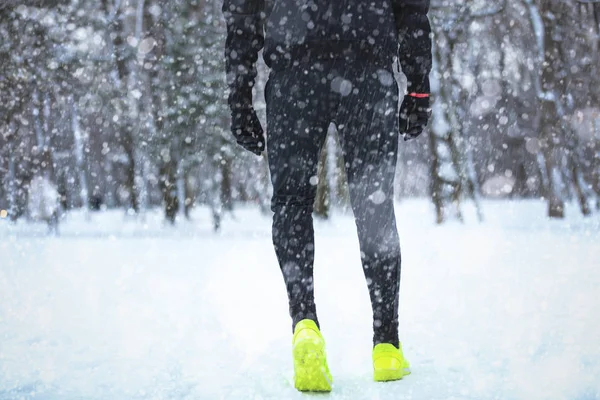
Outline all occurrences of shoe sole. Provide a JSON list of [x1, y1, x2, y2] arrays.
[[293, 339, 332, 392], [374, 368, 411, 382]]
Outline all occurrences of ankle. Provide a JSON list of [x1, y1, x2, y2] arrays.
[[373, 335, 399, 348], [374, 342, 399, 349], [293, 317, 320, 332]]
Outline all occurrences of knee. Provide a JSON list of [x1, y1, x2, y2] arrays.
[[360, 237, 401, 261], [271, 194, 315, 213], [351, 193, 395, 226]]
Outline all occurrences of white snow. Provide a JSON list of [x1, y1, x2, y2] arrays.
[[1, 200, 599, 400]]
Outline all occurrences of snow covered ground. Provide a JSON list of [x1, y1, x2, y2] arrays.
[[1, 200, 599, 400]]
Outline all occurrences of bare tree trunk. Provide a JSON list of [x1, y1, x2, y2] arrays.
[[32, 88, 45, 151], [159, 156, 178, 224], [539, 98, 565, 218], [592, 3, 600, 210], [570, 160, 591, 215], [32, 89, 57, 184], [101, 0, 139, 213], [184, 169, 196, 219], [539, 0, 566, 218], [176, 159, 185, 219], [536, 0, 594, 218], [220, 154, 233, 212], [314, 134, 330, 219], [71, 98, 90, 217], [334, 134, 350, 210], [103, 154, 116, 208], [428, 119, 444, 224], [210, 161, 223, 232], [6, 120, 18, 220], [326, 127, 338, 211], [428, 30, 465, 224], [258, 157, 272, 214], [123, 141, 139, 212], [128, 0, 148, 215]]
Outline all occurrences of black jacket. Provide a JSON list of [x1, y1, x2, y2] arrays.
[[223, 0, 432, 109]]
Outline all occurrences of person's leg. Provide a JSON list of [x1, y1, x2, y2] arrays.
[[265, 65, 334, 331], [336, 65, 402, 347]]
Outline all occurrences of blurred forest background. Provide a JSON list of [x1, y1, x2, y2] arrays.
[[1, 0, 599, 229]]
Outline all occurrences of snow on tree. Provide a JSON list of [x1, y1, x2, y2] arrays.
[[1, 0, 599, 226]]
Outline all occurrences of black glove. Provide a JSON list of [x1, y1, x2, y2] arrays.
[[399, 93, 431, 141], [230, 107, 265, 156]]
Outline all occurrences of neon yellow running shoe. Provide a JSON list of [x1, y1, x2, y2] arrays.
[[373, 342, 411, 382], [292, 319, 333, 392]]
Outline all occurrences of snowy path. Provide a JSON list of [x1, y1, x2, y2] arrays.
[[1, 200, 599, 400]]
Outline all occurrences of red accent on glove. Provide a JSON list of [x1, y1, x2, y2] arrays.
[[408, 93, 430, 98]]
